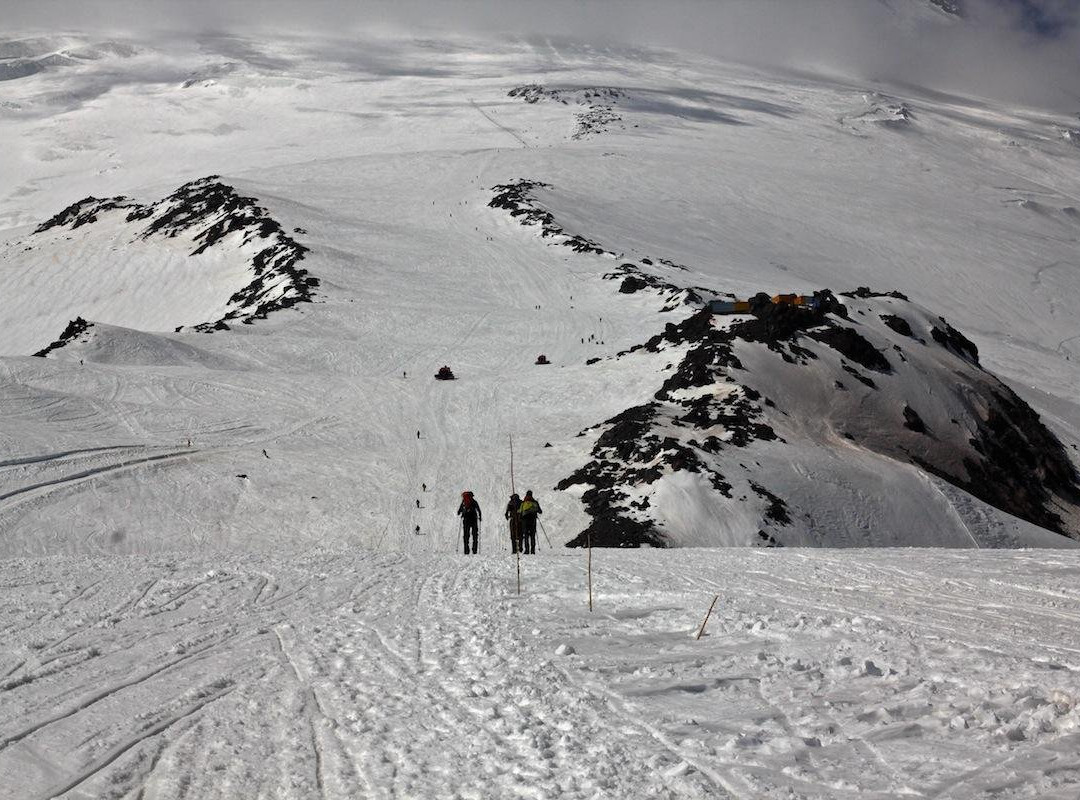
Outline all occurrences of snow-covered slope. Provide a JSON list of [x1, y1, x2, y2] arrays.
[[1, 176, 314, 356], [1, 32, 1079, 556], [3, 548, 1080, 799], [4, 26, 1080, 800], [554, 289, 1080, 548], [0, 35, 137, 82]]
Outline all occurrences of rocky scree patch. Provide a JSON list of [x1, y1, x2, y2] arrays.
[[507, 84, 626, 139]]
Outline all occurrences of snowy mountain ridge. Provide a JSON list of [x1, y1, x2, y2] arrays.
[[3, 176, 315, 355], [558, 290, 1080, 547], [36, 176, 316, 332], [485, 176, 1080, 547], [0, 35, 138, 82]]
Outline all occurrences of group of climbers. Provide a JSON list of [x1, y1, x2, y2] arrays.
[[504, 491, 542, 555], [456, 490, 542, 555]]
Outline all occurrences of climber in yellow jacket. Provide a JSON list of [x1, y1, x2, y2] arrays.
[[518, 490, 542, 555]]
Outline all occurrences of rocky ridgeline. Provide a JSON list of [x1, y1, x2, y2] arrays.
[[558, 286, 1080, 547], [507, 85, 625, 138], [34, 176, 316, 333], [606, 262, 715, 313], [488, 180, 612, 255], [489, 181, 704, 311], [487, 179, 1080, 546], [929, 0, 962, 15], [32, 317, 93, 358]]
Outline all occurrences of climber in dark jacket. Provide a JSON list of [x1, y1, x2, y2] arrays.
[[505, 493, 522, 554], [458, 491, 482, 555], [518, 490, 542, 555]]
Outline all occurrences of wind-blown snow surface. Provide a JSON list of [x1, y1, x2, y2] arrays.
[[3, 549, 1080, 799]]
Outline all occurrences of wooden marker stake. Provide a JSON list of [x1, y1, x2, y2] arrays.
[[696, 594, 719, 640], [587, 531, 593, 612]]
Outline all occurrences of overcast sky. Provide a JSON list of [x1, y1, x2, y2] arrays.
[[3, 0, 1079, 111]]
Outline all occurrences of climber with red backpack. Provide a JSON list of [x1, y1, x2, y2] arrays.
[[458, 491, 482, 555]]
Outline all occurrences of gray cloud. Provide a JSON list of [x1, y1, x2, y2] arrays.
[[2, 0, 1078, 111]]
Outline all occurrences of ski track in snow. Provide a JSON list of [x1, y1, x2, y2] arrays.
[[2, 550, 1080, 799]]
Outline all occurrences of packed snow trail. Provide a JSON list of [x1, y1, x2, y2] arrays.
[[2, 549, 1080, 799]]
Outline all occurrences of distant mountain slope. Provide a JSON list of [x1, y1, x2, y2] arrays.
[[0, 35, 137, 81], [559, 290, 1080, 547], [1, 176, 315, 356], [487, 179, 1080, 546]]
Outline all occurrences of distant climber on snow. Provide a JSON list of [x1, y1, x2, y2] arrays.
[[505, 493, 522, 554], [519, 490, 542, 555], [458, 491, 482, 555]]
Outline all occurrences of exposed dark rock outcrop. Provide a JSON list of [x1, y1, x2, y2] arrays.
[[809, 326, 892, 373], [36, 197, 141, 232], [33, 317, 92, 357], [919, 385, 1080, 535], [903, 404, 928, 434], [930, 319, 980, 366], [880, 314, 915, 338], [490, 183, 709, 305], [606, 263, 703, 312], [751, 481, 791, 525], [842, 286, 909, 301], [488, 181, 611, 255], [507, 85, 625, 138]]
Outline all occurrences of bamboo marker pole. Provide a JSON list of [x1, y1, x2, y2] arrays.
[[696, 594, 720, 640], [587, 531, 593, 612], [509, 434, 516, 494], [510, 434, 518, 592]]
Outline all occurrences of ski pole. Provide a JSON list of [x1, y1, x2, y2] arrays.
[[538, 518, 553, 549]]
